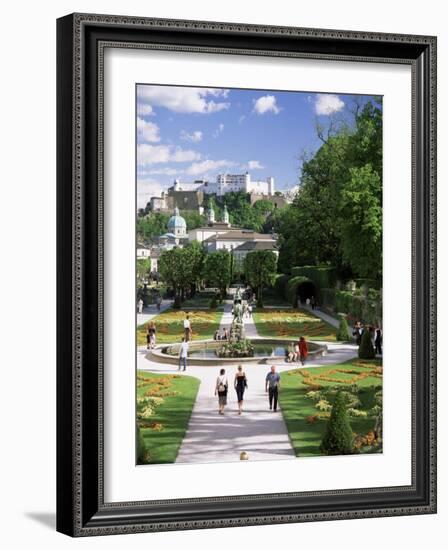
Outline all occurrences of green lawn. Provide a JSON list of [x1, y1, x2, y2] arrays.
[[137, 372, 200, 464], [279, 359, 383, 457], [137, 309, 222, 345], [253, 308, 337, 341]]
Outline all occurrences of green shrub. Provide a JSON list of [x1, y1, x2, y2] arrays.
[[320, 391, 354, 455], [136, 425, 148, 464], [336, 315, 350, 341], [173, 296, 182, 309], [291, 265, 337, 289], [274, 273, 290, 297], [358, 329, 376, 359]]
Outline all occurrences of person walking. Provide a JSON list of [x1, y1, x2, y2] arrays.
[[265, 365, 281, 412], [184, 314, 191, 341], [298, 336, 308, 366], [215, 368, 229, 415], [234, 365, 248, 415], [375, 326, 383, 355], [147, 321, 156, 349], [223, 327, 228, 341], [156, 295, 162, 311], [310, 296, 316, 310], [178, 337, 189, 371], [248, 304, 253, 318], [137, 298, 144, 314]]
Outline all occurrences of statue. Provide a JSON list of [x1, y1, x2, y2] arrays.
[[233, 302, 243, 324], [235, 287, 242, 302]]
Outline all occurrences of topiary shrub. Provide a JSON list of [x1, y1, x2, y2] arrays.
[[358, 329, 376, 359], [336, 315, 350, 341], [136, 425, 150, 464], [320, 391, 354, 455]]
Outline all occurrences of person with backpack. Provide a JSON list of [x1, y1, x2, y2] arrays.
[[215, 368, 229, 415]]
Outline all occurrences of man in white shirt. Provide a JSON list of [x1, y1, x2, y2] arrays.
[[178, 337, 189, 371], [183, 314, 191, 341]]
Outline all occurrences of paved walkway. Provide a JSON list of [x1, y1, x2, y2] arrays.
[[136, 299, 172, 327], [136, 292, 358, 464]]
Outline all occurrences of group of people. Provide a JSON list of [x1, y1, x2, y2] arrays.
[[285, 336, 308, 365], [353, 322, 383, 355], [213, 328, 229, 341], [215, 365, 281, 415]]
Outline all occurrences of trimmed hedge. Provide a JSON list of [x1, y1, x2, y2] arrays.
[[274, 273, 290, 297], [291, 265, 337, 290], [285, 275, 312, 306], [321, 288, 382, 325]]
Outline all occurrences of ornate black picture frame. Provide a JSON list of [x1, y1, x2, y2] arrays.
[[56, 13, 437, 537]]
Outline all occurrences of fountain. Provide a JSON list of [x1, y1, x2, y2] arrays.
[[147, 288, 328, 366]]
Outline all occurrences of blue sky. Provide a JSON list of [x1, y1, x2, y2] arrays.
[[136, 84, 379, 208]]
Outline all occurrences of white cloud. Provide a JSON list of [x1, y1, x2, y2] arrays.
[[213, 123, 225, 138], [315, 94, 345, 115], [180, 130, 203, 143], [138, 167, 181, 177], [137, 117, 160, 143], [238, 115, 246, 124], [185, 159, 236, 176], [253, 95, 281, 115], [137, 144, 201, 165], [246, 160, 264, 170], [137, 178, 167, 208], [137, 103, 155, 116], [137, 85, 230, 114]]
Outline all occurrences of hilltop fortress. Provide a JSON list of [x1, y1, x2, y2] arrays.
[[148, 172, 287, 212]]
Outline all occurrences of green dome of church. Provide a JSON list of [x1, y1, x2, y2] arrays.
[[167, 207, 187, 236]]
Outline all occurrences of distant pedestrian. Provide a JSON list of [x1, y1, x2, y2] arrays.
[[213, 329, 220, 341], [178, 337, 189, 371], [353, 321, 362, 346], [223, 327, 228, 341], [147, 321, 156, 349], [215, 368, 229, 415], [265, 365, 281, 412], [234, 365, 248, 415], [184, 314, 191, 341], [306, 297, 310, 306], [248, 304, 253, 318], [156, 295, 162, 311], [375, 327, 383, 355], [298, 336, 308, 365], [137, 298, 143, 314], [293, 341, 300, 362], [311, 296, 316, 310]]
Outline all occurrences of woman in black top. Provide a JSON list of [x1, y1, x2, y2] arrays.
[[234, 365, 248, 415]]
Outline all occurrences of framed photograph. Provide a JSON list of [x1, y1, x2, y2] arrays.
[[57, 13, 437, 536]]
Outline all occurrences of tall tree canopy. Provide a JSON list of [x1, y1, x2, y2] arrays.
[[274, 98, 383, 281], [244, 250, 278, 306]]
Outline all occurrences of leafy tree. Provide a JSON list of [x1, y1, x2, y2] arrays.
[[336, 314, 350, 341], [136, 258, 151, 285], [358, 328, 376, 359], [181, 211, 206, 230], [244, 250, 277, 307], [203, 250, 232, 299], [339, 164, 382, 279], [137, 213, 170, 241], [320, 391, 354, 455], [273, 98, 383, 282]]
